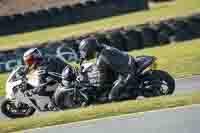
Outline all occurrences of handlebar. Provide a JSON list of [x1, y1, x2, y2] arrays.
[[24, 90, 34, 97]]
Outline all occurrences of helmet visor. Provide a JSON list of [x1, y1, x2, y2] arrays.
[[80, 50, 87, 59], [24, 55, 33, 66]]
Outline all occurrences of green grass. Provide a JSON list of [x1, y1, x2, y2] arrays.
[[0, 74, 7, 96], [129, 39, 200, 78], [0, 39, 200, 96], [0, 0, 200, 50], [0, 91, 199, 133]]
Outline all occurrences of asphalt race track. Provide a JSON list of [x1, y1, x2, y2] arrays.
[[0, 76, 200, 120], [27, 105, 200, 133]]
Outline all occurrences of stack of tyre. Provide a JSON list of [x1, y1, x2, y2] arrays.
[[0, 0, 149, 36], [0, 13, 200, 73]]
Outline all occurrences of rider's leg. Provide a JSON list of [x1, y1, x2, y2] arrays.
[[108, 76, 124, 101], [109, 72, 138, 102]]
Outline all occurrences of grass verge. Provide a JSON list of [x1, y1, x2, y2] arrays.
[[0, 39, 200, 96], [0, 74, 7, 96], [0, 91, 199, 133], [0, 0, 200, 50]]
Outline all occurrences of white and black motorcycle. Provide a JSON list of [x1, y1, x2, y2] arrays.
[[0, 65, 62, 118], [1, 66, 36, 118]]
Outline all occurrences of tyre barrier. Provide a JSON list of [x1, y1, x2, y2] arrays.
[[0, 13, 200, 73], [0, 50, 17, 73], [0, 0, 149, 36]]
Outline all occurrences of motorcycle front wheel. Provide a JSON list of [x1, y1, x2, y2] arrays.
[[1, 99, 36, 119]]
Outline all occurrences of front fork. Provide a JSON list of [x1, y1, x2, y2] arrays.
[[28, 98, 42, 111], [74, 87, 89, 104]]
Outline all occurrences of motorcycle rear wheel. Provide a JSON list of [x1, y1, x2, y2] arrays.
[[55, 91, 85, 109], [142, 70, 175, 97]]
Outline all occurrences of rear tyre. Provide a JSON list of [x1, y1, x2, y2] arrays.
[[55, 90, 84, 110], [142, 70, 175, 97], [55, 91, 74, 109]]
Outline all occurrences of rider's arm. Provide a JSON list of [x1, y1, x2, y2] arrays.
[[32, 66, 48, 94]]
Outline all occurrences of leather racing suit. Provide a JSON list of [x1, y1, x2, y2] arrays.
[[26, 56, 66, 97], [96, 44, 137, 101]]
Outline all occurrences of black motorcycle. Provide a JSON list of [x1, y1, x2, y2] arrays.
[[54, 56, 175, 109]]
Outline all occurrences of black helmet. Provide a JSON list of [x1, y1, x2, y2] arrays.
[[79, 37, 100, 60], [23, 48, 42, 67], [62, 65, 77, 82]]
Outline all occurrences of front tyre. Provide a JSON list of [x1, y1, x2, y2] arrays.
[[1, 99, 16, 118], [142, 70, 175, 97], [1, 99, 36, 118]]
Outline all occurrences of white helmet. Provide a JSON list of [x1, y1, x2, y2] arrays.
[[23, 48, 42, 67]]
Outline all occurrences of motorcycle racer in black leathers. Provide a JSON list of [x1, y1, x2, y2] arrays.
[[79, 37, 137, 101]]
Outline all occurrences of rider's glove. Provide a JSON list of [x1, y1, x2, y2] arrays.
[[24, 90, 33, 97]]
